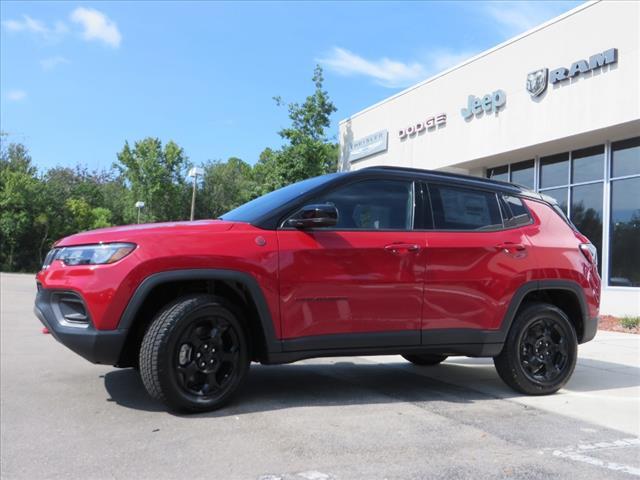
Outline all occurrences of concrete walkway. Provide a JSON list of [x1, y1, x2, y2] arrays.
[[363, 329, 640, 436]]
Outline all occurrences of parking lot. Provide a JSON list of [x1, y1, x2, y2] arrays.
[[1, 272, 639, 479]]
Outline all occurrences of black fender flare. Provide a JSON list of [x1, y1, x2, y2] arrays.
[[118, 269, 282, 353], [498, 279, 590, 342]]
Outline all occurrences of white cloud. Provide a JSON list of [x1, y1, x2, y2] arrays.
[[1, 15, 67, 40], [482, 1, 579, 37], [427, 49, 478, 74], [6, 90, 27, 101], [70, 7, 121, 48], [40, 56, 70, 71], [318, 47, 476, 89], [319, 48, 426, 88]]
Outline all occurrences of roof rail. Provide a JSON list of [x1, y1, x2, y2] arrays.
[[359, 165, 534, 192]]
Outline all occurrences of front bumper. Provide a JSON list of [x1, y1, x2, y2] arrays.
[[34, 288, 127, 365]]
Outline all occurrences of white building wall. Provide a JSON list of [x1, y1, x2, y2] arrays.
[[339, 0, 639, 172]]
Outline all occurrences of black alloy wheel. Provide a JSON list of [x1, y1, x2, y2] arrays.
[[175, 315, 242, 397], [494, 302, 577, 395], [140, 295, 250, 412], [518, 318, 569, 385]]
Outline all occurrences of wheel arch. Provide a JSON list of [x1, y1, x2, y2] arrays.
[[500, 280, 590, 344], [116, 269, 281, 366]]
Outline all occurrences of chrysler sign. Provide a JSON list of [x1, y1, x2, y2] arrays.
[[348, 130, 388, 162]]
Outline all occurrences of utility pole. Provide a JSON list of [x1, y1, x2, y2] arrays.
[[135, 201, 145, 224], [188, 167, 204, 221]]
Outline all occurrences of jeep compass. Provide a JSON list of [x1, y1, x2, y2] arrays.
[[35, 167, 600, 412]]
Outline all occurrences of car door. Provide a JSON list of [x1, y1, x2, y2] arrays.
[[277, 178, 427, 350], [422, 183, 537, 337]]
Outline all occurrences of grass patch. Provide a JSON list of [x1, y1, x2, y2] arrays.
[[620, 316, 640, 329]]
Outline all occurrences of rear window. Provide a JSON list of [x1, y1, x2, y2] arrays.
[[500, 195, 533, 228], [429, 184, 502, 231]]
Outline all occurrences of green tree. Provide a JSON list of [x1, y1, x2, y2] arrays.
[[199, 157, 254, 218], [256, 65, 338, 195], [0, 143, 40, 270], [65, 198, 93, 232], [37, 166, 119, 261], [90, 207, 113, 229], [115, 138, 190, 222]]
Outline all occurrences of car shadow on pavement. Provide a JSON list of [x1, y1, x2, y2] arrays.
[[103, 356, 640, 416]]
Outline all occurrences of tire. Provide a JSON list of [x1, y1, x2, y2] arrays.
[[494, 302, 577, 395], [402, 354, 448, 366], [139, 294, 250, 412]]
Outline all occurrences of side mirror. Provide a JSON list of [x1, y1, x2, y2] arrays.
[[287, 204, 338, 229]]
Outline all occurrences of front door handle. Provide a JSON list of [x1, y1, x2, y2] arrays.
[[496, 242, 526, 253], [384, 243, 421, 254]]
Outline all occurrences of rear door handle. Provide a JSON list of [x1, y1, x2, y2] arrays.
[[496, 242, 526, 253], [384, 243, 421, 254]]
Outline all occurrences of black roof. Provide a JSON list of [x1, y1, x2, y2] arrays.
[[356, 165, 540, 198]]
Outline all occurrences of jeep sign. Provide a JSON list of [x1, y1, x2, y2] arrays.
[[461, 90, 506, 120]]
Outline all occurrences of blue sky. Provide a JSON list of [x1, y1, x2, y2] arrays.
[[1, 0, 581, 172]]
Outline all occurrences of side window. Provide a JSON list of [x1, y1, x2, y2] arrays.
[[311, 179, 414, 230], [501, 195, 533, 228], [429, 184, 502, 231]]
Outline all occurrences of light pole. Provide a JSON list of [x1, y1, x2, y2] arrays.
[[188, 167, 204, 221], [135, 201, 145, 223]]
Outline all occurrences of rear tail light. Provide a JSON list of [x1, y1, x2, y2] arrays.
[[579, 243, 598, 268]]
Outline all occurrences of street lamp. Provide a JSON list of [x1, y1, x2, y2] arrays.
[[188, 167, 204, 221], [135, 201, 145, 224]]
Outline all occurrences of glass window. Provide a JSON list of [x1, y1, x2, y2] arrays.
[[572, 145, 604, 183], [487, 165, 508, 182], [312, 180, 414, 230], [571, 183, 603, 274], [222, 173, 340, 222], [542, 187, 568, 214], [609, 177, 640, 287], [501, 195, 533, 228], [611, 137, 640, 178], [540, 153, 569, 188], [429, 184, 502, 231], [510, 160, 534, 189]]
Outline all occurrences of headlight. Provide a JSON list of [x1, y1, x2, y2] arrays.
[[54, 243, 136, 266]]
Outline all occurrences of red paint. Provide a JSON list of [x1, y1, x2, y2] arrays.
[[37, 221, 281, 335], [36, 198, 600, 339], [278, 230, 426, 338], [523, 199, 601, 320], [422, 226, 537, 331]]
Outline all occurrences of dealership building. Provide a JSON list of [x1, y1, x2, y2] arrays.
[[338, 0, 639, 316]]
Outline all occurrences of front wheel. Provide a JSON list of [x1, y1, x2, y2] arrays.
[[494, 302, 577, 395], [139, 294, 250, 412]]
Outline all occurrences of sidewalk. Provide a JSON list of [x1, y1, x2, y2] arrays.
[[363, 330, 640, 436]]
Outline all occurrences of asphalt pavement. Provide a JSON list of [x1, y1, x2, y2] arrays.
[[1, 272, 639, 480]]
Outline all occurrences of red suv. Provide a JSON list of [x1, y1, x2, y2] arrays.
[[35, 167, 600, 412]]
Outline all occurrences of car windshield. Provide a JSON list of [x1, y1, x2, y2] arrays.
[[220, 173, 342, 223]]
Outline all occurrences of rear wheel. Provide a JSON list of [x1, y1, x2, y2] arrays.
[[402, 354, 448, 366], [139, 294, 250, 412], [494, 302, 577, 395]]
